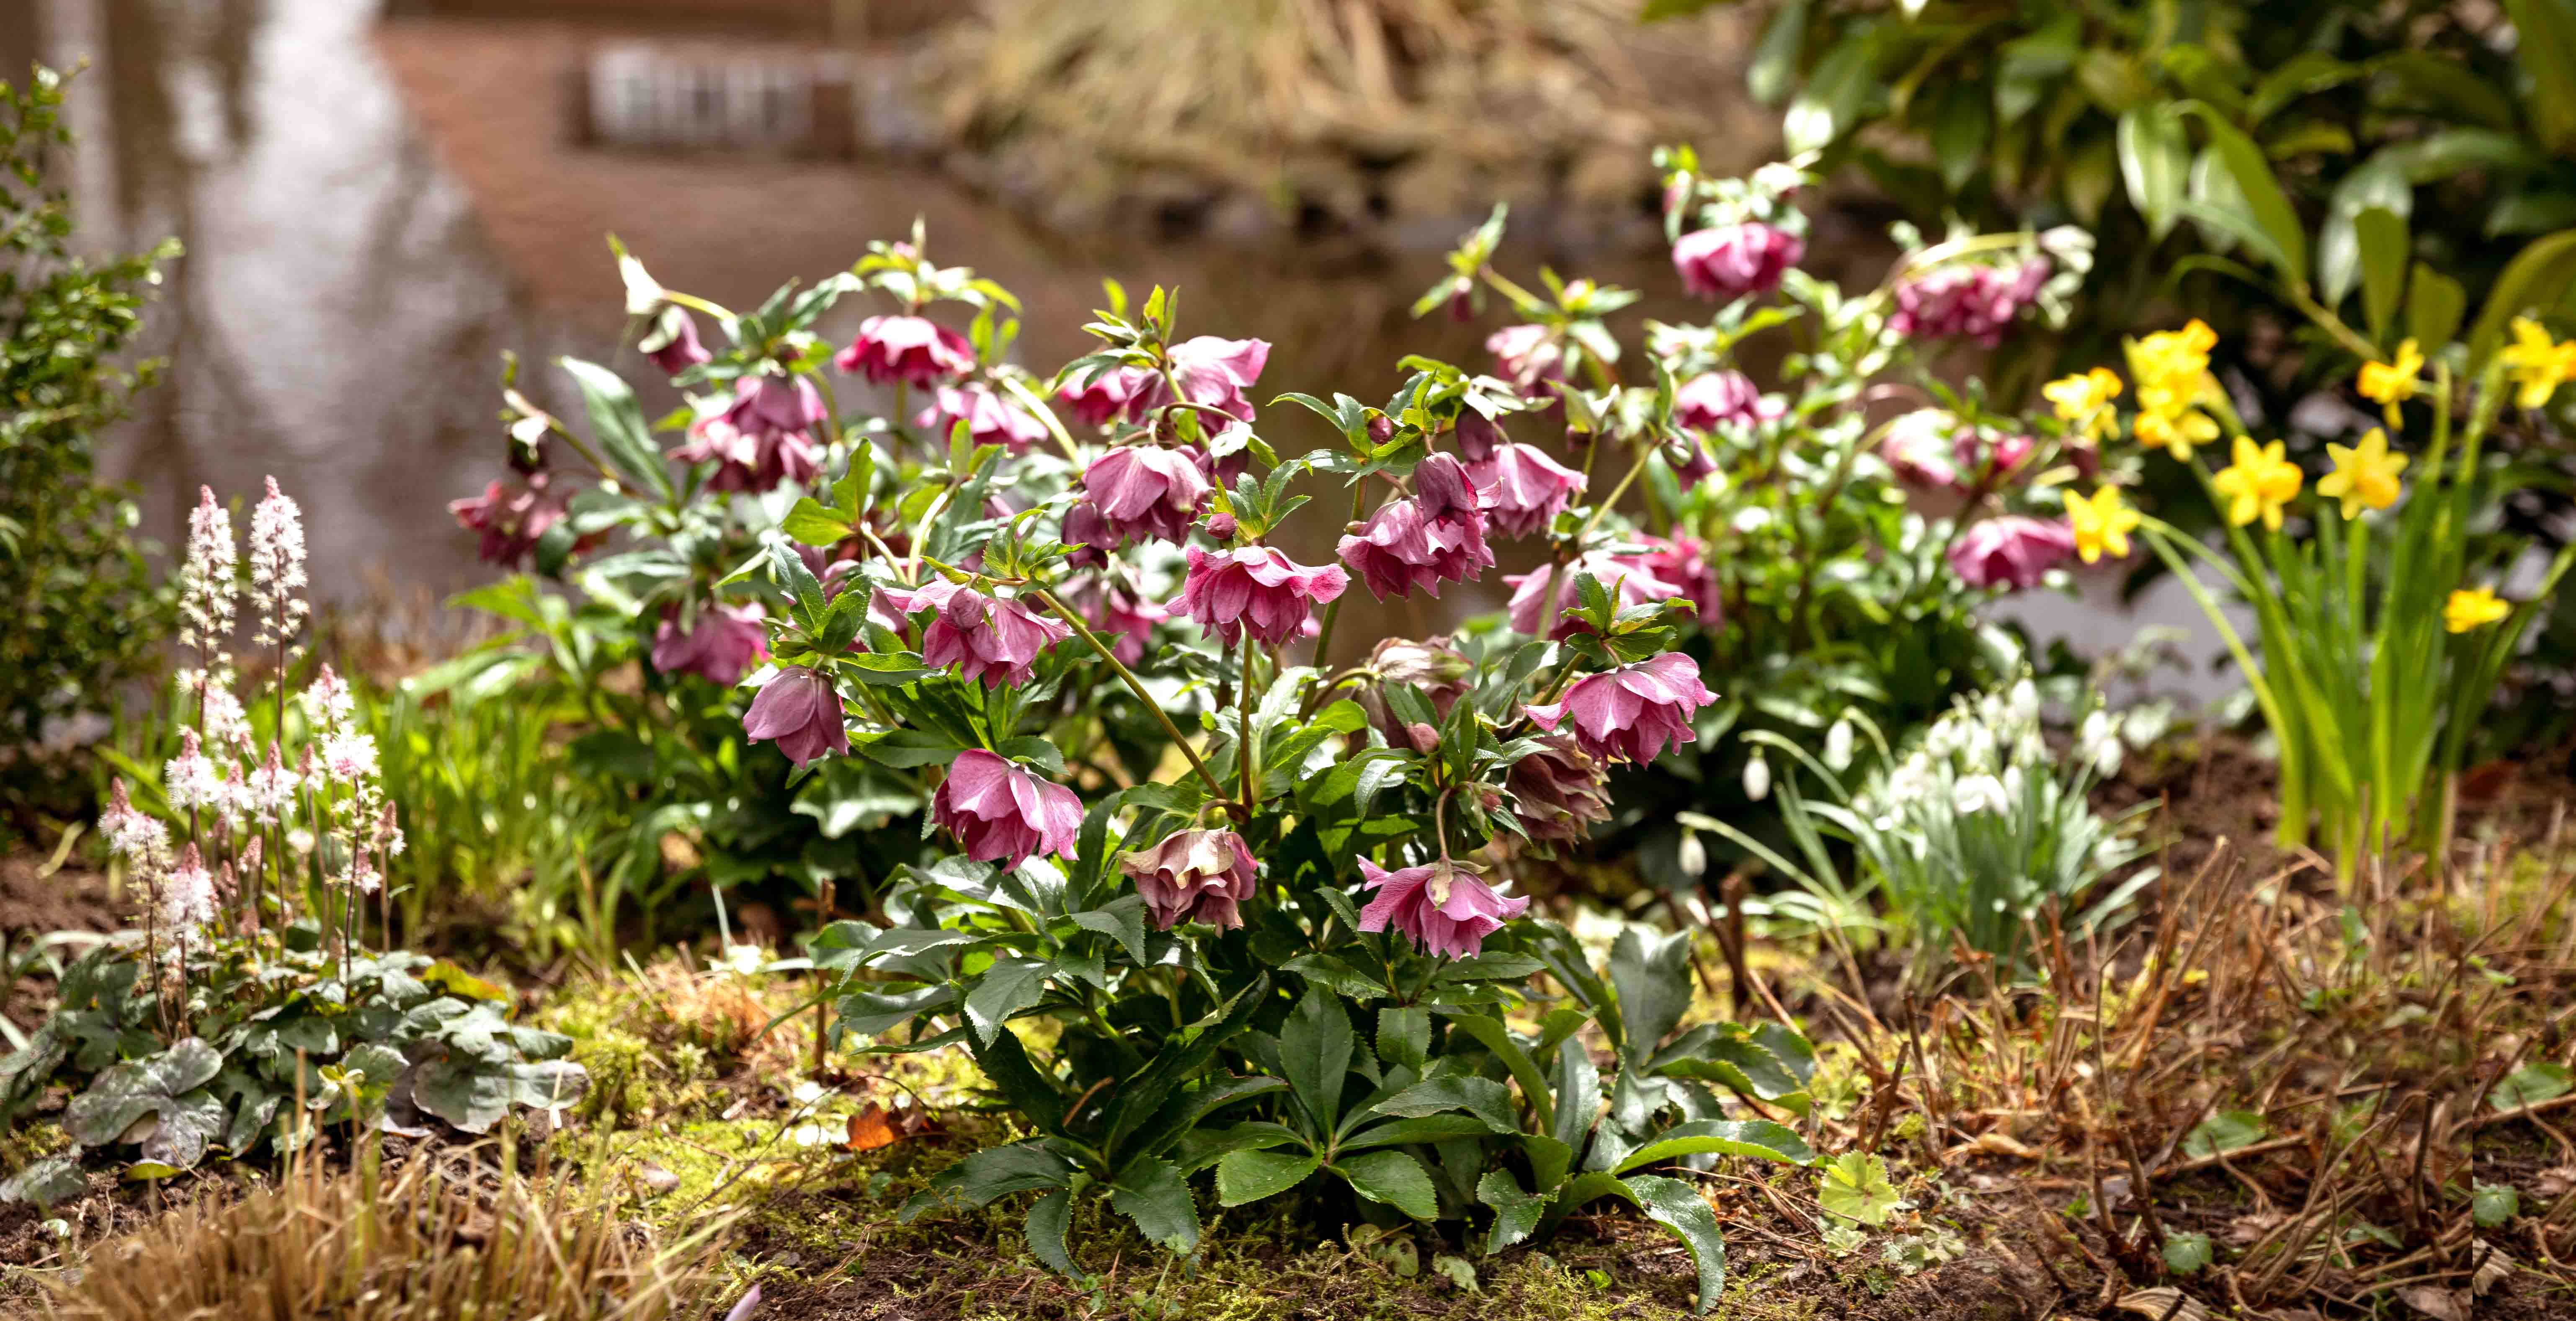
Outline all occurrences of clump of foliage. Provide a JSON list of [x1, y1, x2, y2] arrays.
[[38, 1150, 727, 1320], [0, 64, 178, 811]]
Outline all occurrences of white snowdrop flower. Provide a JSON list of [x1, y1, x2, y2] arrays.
[[2001, 765, 2025, 805], [163, 729, 225, 814], [1824, 719, 1854, 771], [2078, 710, 2122, 777], [2009, 678, 2040, 726], [178, 487, 238, 658], [247, 476, 310, 649], [1952, 773, 2007, 816], [1743, 752, 1771, 802]]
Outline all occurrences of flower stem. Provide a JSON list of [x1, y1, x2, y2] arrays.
[[1238, 636, 1258, 811], [1307, 483, 1369, 669], [1029, 588, 1230, 803]]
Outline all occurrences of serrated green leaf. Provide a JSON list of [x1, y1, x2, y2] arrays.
[[1334, 1149, 1438, 1221], [1217, 1148, 1321, 1206], [1626, 1173, 1729, 1314], [1111, 1156, 1200, 1251]]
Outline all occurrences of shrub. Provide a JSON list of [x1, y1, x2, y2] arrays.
[[0, 65, 178, 807]]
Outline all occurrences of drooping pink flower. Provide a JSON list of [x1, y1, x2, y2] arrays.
[[1068, 575, 1170, 664], [1120, 829, 1260, 930], [1487, 324, 1564, 395], [1469, 443, 1587, 538], [1504, 551, 1684, 640], [1952, 428, 2035, 484], [651, 602, 770, 686], [742, 666, 850, 767], [1672, 222, 1803, 302], [732, 373, 828, 438], [933, 749, 1082, 868], [1878, 409, 1965, 491], [1637, 533, 1721, 626], [1062, 501, 1114, 569], [642, 306, 713, 376], [835, 314, 976, 386], [1336, 453, 1494, 600], [1453, 409, 1508, 462], [1889, 257, 2050, 346], [1083, 445, 1212, 546], [1507, 735, 1612, 845], [1948, 515, 2075, 591], [451, 474, 582, 567], [1137, 337, 1270, 422], [1174, 546, 1349, 648], [1354, 857, 1529, 959], [671, 413, 823, 494], [1673, 371, 1784, 434], [1358, 637, 1474, 745], [1058, 364, 1155, 427], [1524, 651, 1717, 765], [916, 382, 1050, 455], [875, 579, 1072, 688]]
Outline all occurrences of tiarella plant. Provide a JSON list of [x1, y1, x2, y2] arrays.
[[1, 480, 584, 1200], [1710, 677, 2152, 983]]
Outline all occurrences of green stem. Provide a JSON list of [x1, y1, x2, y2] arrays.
[[1307, 484, 1369, 669], [1029, 588, 1230, 803]]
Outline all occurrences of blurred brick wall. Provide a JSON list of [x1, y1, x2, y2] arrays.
[[381, 0, 957, 39]]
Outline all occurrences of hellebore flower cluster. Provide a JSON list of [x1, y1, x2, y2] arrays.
[[1079, 445, 1213, 546], [1459, 428, 1586, 539], [1176, 546, 1349, 647], [917, 383, 1050, 455], [1672, 222, 1802, 303], [672, 374, 828, 493], [651, 602, 769, 686], [1356, 857, 1531, 959], [1336, 453, 1494, 600], [1889, 257, 2050, 347], [743, 666, 850, 767], [1505, 551, 1684, 640], [1121, 829, 1260, 930], [877, 578, 1074, 689], [934, 750, 1082, 868], [1949, 515, 2075, 591], [837, 314, 975, 386], [1526, 652, 1719, 765]]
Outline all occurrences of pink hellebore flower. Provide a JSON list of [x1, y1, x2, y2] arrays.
[[1952, 428, 2035, 484], [1672, 222, 1803, 302], [743, 666, 850, 767], [1469, 443, 1587, 538], [1059, 365, 1155, 427], [1453, 410, 1508, 462], [917, 382, 1050, 455], [1504, 551, 1683, 640], [1508, 735, 1612, 845], [1071, 576, 1170, 664], [1336, 453, 1494, 600], [933, 749, 1082, 868], [1525, 651, 1717, 765], [835, 314, 976, 387], [1083, 445, 1213, 546], [1487, 324, 1564, 395], [1120, 829, 1260, 930], [1673, 371, 1784, 434], [1948, 515, 2076, 591], [651, 602, 769, 686], [876, 578, 1072, 688], [1355, 857, 1529, 959], [1878, 410, 1964, 491], [1889, 258, 2050, 347], [1174, 546, 1349, 648], [1637, 534, 1721, 626], [642, 306, 712, 376], [1139, 336, 1270, 422], [449, 472, 583, 569]]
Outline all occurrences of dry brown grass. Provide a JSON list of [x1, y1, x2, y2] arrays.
[[38, 1146, 731, 1321]]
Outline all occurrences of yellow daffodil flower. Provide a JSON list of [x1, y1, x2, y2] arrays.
[[2356, 339, 2422, 427], [2045, 368, 2123, 441], [2315, 427, 2408, 519], [2444, 586, 2510, 633], [2129, 320, 2217, 390], [2062, 485, 2140, 563], [2501, 317, 2576, 409], [2209, 435, 2303, 530], [2134, 406, 2218, 462]]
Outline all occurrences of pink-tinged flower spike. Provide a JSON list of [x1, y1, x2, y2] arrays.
[[1174, 545, 1350, 648], [101, 779, 168, 863], [248, 476, 308, 649], [247, 742, 298, 827], [933, 749, 1083, 867], [1355, 857, 1529, 959], [164, 728, 224, 815], [179, 486, 239, 658], [641, 306, 712, 376], [1487, 324, 1564, 395], [742, 666, 850, 767], [165, 844, 216, 936], [835, 314, 975, 386], [1469, 443, 1586, 538], [1336, 453, 1495, 600], [1947, 515, 2075, 592], [1505, 551, 1684, 640], [1083, 445, 1212, 545], [1142, 336, 1271, 422], [1673, 370, 1784, 434], [1673, 222, 1803, 302], [1120, 829, 1260, 930], [917, 382, 1050, 455], [1526, 651, 1718, 765], [1059, 365, 1155, 427], [651, 602, 770, 686], [1507, 735, 1612, 845], [875, 579, 1073, 688]]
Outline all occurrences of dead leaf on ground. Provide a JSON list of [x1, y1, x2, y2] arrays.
[[2471, 1241, 2516, 1296], [2398, 1286, 2470, 1321], [2116, 1287, 2212, 1321]]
